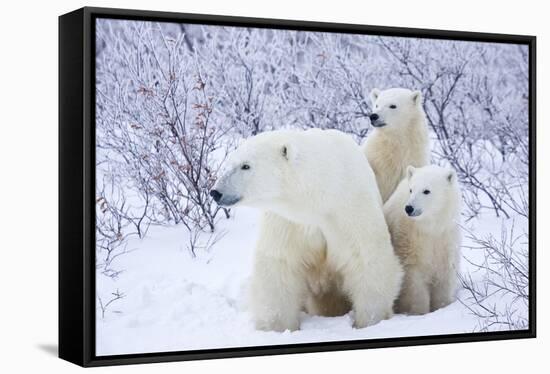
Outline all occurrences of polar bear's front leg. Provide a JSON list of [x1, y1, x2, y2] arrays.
[[430, 269, 457, 312], [340, 259, 398, 328], [343, 263, 395, 328], [325, 223, 402, 328], [396, 267, 430, 315], [249, 253, 307, 332], [431, 242, 460, 311], [430, 280, 455, 312]]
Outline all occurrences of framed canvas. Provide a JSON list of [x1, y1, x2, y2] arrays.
[[59, 6, 536, 367]]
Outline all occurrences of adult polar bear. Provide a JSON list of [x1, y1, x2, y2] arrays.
[[363, 88, 430, 203], [211, 129, 403, 331]]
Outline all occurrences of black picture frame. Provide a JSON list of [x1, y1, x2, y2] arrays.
[[59, 6, 537, 367]]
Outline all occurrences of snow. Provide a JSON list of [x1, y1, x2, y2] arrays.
[[96, 206, 523, 356]]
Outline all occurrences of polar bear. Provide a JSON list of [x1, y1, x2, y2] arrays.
[[384, 165, 461, 315], [362, 88, 430, 203], [211, 129, 403, 331], [256, 212, 353, 320]]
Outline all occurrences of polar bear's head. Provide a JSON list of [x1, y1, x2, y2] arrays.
[[368, 88, 423, 130], [210, 132, 296, 209], [404, 165, 460, 221]]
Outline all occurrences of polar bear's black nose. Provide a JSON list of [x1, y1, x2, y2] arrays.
[[369, 113, 379, 121], [405, 205, 414, 216], [210, 189, 223, 203]]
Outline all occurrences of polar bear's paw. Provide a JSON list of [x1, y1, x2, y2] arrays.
[[255, 317, 300, 332], [352, 308, 393, 329]]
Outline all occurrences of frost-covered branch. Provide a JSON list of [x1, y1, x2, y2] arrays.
[[458, 222, 529, 331]]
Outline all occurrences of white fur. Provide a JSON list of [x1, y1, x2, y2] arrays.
[[213, 129, 403, 331], [362, 88, 430, 203], [384, 165, 462, 315]]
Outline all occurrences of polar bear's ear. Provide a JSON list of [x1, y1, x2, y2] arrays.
[[407, 165, 416, 180], [370, 88, 381, 104], [412, 90, 423, 106], [447, 168, 456, 183], [281, 145, 289, 160], [282, 144, 299, 162]]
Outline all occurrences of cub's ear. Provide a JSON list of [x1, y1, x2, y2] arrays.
[[370, 88, 381, 105], [281, 144, 291, 161], [447, 168, 456, 183], [412, 90, 423, 105], [407, 165, 416, 180], [282, 143, 299, 162]]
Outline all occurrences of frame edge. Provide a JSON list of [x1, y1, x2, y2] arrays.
[[60, 6, 537, 367], [59, 7, 87, 367]]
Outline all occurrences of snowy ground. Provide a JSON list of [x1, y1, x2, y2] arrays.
[[96, 207, 524, 356]]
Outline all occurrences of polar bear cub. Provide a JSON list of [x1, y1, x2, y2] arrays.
[[211, 129, 403, 331], [362, 88, 430, 203], [384, 165, 461, 315]]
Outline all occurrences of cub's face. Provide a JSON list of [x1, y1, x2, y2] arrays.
[[369, 88, 423, 129], [404, 165, 457, 219], [210, 134, 292, 209]]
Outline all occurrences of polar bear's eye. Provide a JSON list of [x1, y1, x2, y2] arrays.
[[389, 104, 397, 109], [241, 164, 250, 170], [409, 189, 412, 193], [423, 189, 431, 195]]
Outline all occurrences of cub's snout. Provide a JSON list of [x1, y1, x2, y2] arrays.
[[369, 113, 386, 128], [405, 204, 422, 217], [210, 189, 222, 203]]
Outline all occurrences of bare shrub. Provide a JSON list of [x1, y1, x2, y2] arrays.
[[458, 221, 529, 331]]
